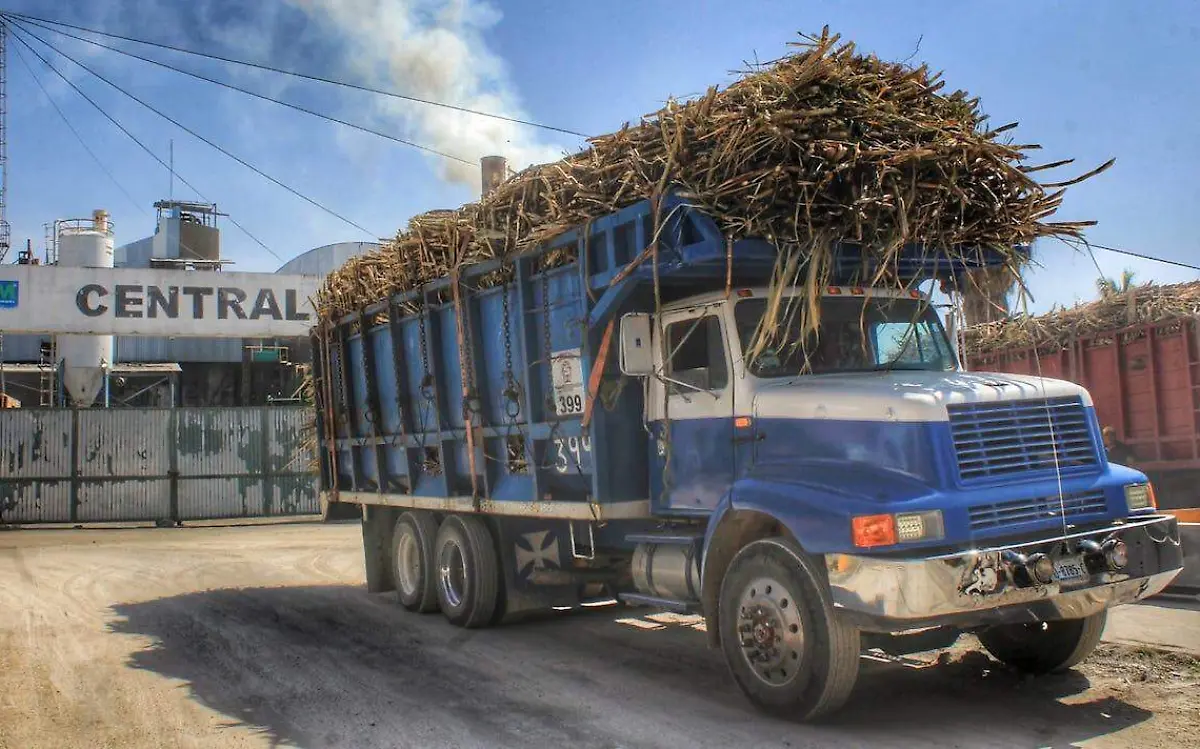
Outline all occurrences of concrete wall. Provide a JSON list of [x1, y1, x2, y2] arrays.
[[115, 236, 154, 268]]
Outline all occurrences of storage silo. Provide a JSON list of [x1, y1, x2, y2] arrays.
[[57, 210, 115, 407]]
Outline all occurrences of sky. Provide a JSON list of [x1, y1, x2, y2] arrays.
[[2, 0, 1197, 313]]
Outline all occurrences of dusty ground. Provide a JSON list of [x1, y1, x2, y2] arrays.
[[0, 523, 1196, 749]]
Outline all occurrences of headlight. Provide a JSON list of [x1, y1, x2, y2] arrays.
[[895, 510, 945, 543], [1124, 483, 1156, 511]]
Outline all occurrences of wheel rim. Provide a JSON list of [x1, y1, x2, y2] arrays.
[[736, 575, 805, 687], [439, 541, 468, 609], [395, 529, 421, 598]]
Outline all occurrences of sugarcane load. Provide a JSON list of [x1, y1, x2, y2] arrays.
[[310, 29, 1183, 721]]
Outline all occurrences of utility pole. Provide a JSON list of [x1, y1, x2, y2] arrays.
[[0, 24, 11, 264]]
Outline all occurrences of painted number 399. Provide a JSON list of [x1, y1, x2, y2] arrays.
[[553, 436, 592, 473], [555, 393, 583, 414]]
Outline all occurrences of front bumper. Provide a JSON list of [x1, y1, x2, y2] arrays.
[[825, 514, 1183, 632]]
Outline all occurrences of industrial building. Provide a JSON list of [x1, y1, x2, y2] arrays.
[[0, 201, 376, 407]]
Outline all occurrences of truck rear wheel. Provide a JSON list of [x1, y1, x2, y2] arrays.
[[391, 511, 439, 613], [717, 537, 860, 721], [977, 611, 1107, 674], [434, 515, 500, 628]]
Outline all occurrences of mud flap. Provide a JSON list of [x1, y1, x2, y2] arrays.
[[489, 517, 582, 620], [362, 505, 397, 593]]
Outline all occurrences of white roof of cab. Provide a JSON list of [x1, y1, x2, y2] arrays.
[[661, 285, 928, 312]]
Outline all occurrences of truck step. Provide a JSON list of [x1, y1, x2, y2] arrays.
[[625, 532, 704, 546], [618, 593, 701, 614]]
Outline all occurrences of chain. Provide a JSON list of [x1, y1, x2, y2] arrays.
[[538, 262, 563, 472], [541, 264, 554, 417], [415, 288, 435, 463], [388, 305, 408, 448], [501, 264, 522, 418], [417, 288, 432, 391]]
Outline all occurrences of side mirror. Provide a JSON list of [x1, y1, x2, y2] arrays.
[[619, 313, 654, 377]]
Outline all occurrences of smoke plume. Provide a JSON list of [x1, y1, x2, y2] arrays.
[[289, 0, 570, 187]]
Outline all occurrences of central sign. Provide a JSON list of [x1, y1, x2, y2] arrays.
[[74, 284, 310, 322], [0, 266, 323, 338]]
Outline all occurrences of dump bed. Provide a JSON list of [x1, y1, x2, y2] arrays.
[[313, 194, 1016, 517]]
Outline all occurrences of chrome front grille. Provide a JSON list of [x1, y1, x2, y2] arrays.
[[948, 397, 1098, 482], [968, 490, 1109, 531]]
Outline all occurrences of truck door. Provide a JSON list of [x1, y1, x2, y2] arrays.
[[648, 304, 736, 514]]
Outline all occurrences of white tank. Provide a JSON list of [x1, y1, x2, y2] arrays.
[[57, 210, 115, 407]]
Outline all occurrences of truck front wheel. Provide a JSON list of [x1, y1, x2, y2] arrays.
[[433, 515, 500, 628], [977, 611, 1107, 674], [718, 538, 860, 721]]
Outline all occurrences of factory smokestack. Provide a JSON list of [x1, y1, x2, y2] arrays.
[[481, 156, 507, 198]]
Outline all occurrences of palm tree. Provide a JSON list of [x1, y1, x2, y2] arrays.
[[1096, 269, 1136, 298]]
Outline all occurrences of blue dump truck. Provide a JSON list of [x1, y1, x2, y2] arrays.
[[312, 194, 1184, 720]]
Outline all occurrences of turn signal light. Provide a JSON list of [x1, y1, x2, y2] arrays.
[[852, 514, 896, 548]]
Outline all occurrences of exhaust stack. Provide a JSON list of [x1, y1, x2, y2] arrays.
[[481, 156, 507, 198]]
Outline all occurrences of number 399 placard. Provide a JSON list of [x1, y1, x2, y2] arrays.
[[550, 348, 584, 416]]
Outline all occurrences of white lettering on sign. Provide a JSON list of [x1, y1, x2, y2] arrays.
[[551, 347, 584, 416], [0, 265, 323, 338]]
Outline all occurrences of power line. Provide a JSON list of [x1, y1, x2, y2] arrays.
[[1089, 242, 1200, 273], [1061, 237, 1200, 273], [14, 14, 476, 166], [9, 35, 146, 216], [10, 19, 378, 239], [2, 9, 591, 139], [0, 19, 282, 261]]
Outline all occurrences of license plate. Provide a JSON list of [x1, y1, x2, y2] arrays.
[[1053, 556, 1087, 582]]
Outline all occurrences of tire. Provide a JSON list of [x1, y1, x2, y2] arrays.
[[717, 537, 860, 721], [977, 611, 1107, 674], [391, 511, 440, 613], [433, 515, 501, 628]]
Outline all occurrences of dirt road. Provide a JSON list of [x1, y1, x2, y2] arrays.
[[0, 523, 1196, 749]]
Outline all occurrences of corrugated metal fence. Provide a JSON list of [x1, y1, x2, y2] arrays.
[[0, 406, 318, 524]]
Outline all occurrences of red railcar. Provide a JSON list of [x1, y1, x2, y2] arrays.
[[969, 317, 1200, 511]]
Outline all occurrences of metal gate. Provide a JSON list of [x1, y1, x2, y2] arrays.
[[0, 406, 318, 524]]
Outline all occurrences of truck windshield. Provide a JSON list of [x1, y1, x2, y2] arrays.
[[734, 296, 956, 377]]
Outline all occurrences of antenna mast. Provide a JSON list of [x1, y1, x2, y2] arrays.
[[0, 25, 10, 263]]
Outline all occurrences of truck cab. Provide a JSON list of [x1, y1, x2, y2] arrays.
[[617, 284, 1181, 715]]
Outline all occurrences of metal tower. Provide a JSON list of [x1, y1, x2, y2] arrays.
[[0, 25, 9, 263]]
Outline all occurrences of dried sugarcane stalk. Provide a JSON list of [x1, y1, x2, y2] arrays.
[[316, 28, 1111, 332]]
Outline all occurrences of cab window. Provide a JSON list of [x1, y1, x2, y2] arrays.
[[664, 315, 728, 392]]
